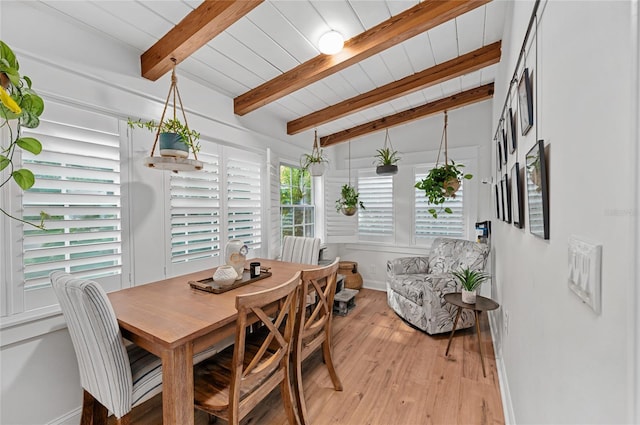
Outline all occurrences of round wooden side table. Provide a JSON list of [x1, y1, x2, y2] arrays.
[[444, 292, 499, 377]]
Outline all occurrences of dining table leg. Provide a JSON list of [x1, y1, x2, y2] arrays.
[[161, 343, 194, 425]]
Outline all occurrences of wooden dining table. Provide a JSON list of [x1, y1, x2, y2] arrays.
[[108, 258, 312, 425]]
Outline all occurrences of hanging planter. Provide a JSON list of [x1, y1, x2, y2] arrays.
[[335, 141, 364, 216], [127, 59, 203, 172], [374, 129, 400, 176], [300, 129, 328, 176], [414, 111, 472, 218]]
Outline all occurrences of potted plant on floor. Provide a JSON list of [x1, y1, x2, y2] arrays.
[[452, 267, 489, 304], [128, 117, 200, 158], [0, 40, 47, 228], [300, 129, 328, 176], [335, 183, 364, 216], [414, 160, 472, 218]]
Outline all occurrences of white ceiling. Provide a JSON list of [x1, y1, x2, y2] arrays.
[[32, 0, 507, 139]]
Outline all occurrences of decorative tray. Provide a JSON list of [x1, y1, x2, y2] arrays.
[[188, 269, 272, 294]]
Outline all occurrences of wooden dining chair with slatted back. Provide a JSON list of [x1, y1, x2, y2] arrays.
[[193, 271, 302, 425], [293, 257, 342, 425]]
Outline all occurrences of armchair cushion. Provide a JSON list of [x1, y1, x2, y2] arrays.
[[386, 238, 489, 335]]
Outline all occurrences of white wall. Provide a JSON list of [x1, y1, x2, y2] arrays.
[[329, 101, 494, 290], [491, 1, 638, 423]]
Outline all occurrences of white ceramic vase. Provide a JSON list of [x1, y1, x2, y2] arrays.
[[212, 265, 237, 287], [225, 239, 248, 280], [462, 289, 477, 304]]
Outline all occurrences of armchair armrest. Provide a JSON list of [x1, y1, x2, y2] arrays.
[[387, 257, 430, 277]]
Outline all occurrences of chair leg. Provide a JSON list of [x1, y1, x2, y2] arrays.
[[281, 360, 301, 425], [292, 347, 309, 425], [114, 413, 131, 425], [81, 390, 108, 425], [322, 332, 343, 391]]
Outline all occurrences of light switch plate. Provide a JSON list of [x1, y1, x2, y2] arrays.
[[568, 236, 602, 314]]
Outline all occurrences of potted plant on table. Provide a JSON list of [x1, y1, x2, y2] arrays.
[[374, 146, 400, 176], [335, 183, 364, 216], [414, 160, 472, 218], [452, 267, 489, 304], [127, 117, 200, 158], [0, 40, 47, 228]]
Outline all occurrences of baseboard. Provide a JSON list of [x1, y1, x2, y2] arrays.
[[362, 279, 386, 292], [489, 313, 516, 425], [48, 407, 81, 425]]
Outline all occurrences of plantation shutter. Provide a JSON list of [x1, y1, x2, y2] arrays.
[[325, 172, 357, 243], [21, 100, 122, 308], [415, 165, 465, 239], [226, 148, 262, 254], [170, 150, 220, 263], [357, 170, 394, 242]]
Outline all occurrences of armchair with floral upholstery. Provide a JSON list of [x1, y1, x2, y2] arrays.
[[386, 237, 490, 335]]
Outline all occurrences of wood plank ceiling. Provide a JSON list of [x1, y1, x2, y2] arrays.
[[32, 0, 506, 148]]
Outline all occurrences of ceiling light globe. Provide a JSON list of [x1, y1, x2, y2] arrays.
[[318, 30, 344, 55]]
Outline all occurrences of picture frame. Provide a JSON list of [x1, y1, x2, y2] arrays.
[[502, 173, 511, 223], [518, 67, 534, 135], [501, 123, 508, 166], [494, 184, 500, 220], [511, 162, 524, 228], [525, 140, 550, 239], [496, 138, 503, 172], [508, 107, 517, 153]]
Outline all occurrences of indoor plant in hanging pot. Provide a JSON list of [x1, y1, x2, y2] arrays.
[[300, 129, 328, 176], [335, 183, 364, 216], [414, 160, 472, 218], [128, 117, 200, 158], [374, 146, 400, 176], [452, 267, 490, 304]]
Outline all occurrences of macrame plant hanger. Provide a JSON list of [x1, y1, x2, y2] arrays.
[[144, 59, 203, 172], [435, 110, 449, 168], [376, 128, 398, 175]]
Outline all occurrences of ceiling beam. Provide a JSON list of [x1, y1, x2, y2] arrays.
[[319, 83, 495, 147], [287, 41, 501, 135], [234, 0, 491, 116], [141, 0, 263, 81]]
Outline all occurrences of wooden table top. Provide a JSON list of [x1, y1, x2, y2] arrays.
[[108, 258, 313, 350], [444, 292, 500, 312]]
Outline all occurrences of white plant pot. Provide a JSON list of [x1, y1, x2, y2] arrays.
[[309, 162, 325, 176], [461, 289, 477, 304]]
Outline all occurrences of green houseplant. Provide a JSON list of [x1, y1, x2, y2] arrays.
[[300, 129, 328, 176], [335, 183, 364, 216], [374, 146, 400, 176], [128, 117, 200, 158], [0, 40, 47, 228], [414, 160, 472, 218], [451, 267, 489, 304]]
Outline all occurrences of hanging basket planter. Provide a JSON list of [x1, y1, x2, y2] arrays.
[[335, 141, 364, 216], [308, 162, 326, 177], [414, 111, 473, 218], [301, 129, 328, 176], [341, 206, 357, 216], [374, 129, 400, 176]]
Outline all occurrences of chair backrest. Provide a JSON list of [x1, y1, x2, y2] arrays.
[[428, 238, 490, 274], [229, 271, 301, 415], [281, 236, 321, 265], [50, 271, 133, 419], [297, 257, 340, 359]]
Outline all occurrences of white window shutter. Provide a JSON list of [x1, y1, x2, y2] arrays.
[[325, 173, 357, 243], [415, 165, 465, 239], [357, 170, 394, 242]]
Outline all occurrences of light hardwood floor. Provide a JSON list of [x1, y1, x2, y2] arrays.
[[114, 289, 504, 425]]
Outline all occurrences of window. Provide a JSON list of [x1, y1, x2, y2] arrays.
[[21, 101, 122, 292], [279, 164, 314, 239], [170, 150, 220, 263], [415, 166, 465, 239], [227, 151, 262, 252], [357, 171, 393, 241]]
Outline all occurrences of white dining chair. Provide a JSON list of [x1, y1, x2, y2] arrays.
[[280, 236, 321, 265]]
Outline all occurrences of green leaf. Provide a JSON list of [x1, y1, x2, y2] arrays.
[[16, 137, 42, 155], [463, 174, 473, 180], [0, 155, 9, 171], [0, 41, 18, 70], [444, 207, 453, 214], [12, 168, 35, 190]]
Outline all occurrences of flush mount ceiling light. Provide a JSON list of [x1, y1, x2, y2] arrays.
[[318, 30, 344, 55]]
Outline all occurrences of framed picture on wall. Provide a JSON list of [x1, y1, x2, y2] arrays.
[[511, 162, 524, 228], [496, 138, 503, 172], [494, 184, 500, 220], [525, 140, 550, 239], [518, 67, 534, 135], [502, 173, 511, 223], [508, 107, 518, 153], [501, 124, 508, 166]]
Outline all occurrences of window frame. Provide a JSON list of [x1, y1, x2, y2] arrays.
[[278, 163, 315, 240]]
